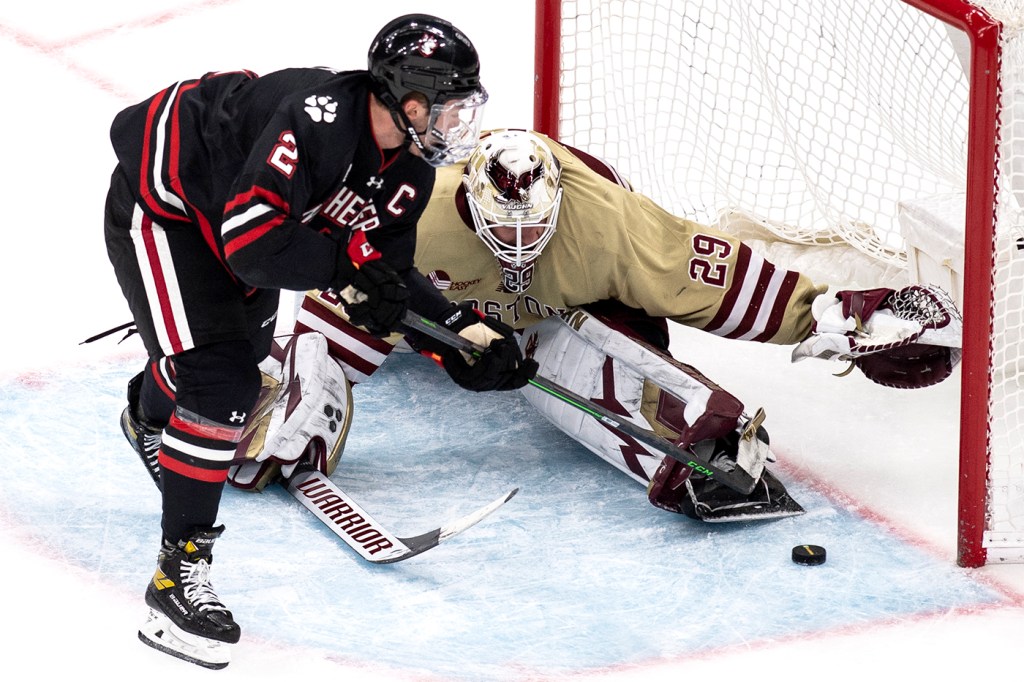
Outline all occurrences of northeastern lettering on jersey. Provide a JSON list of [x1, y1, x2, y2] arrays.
[[321, 186, 381, 232], [311, 143, 423, 241]]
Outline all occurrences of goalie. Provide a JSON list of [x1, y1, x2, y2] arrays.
[[240, 130, 963, 522], [228, 129, 964, 522]]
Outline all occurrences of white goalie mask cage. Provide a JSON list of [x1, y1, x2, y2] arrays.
[[463, 129, 563, 293]]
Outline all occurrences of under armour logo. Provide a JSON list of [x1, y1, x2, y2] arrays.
[[366, 176, 384, 190], [229, 411, 247, 423]]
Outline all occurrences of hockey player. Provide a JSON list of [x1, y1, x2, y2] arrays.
[[273, 129, 961, 521], [105, 16, 535, 669]]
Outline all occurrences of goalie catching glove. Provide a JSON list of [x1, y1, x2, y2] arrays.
[[429, 302, 538, 392], [792, 284, 962, 389]]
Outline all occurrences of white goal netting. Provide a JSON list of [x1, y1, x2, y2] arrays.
[[540, 0, 1024, 565]]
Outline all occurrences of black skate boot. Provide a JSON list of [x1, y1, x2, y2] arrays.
[[120, 371, 162, 487], [138, 526, 240, 669], [648, 415, 804, 522], [681, 467, 805, 522]]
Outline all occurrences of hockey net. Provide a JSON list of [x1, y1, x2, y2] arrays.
[[533, 0, 1024, 567]]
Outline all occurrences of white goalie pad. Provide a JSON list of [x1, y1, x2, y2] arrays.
[[228, 332, 353, 491], [518, 310, 758, 485]]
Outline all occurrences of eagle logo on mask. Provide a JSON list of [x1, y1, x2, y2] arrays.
[[485, 156, 544, 212]]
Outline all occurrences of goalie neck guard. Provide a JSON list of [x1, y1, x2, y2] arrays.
[[463, 129, 564, 293]]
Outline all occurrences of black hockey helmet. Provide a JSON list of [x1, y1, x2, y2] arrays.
[[368, 14, 488, 167]]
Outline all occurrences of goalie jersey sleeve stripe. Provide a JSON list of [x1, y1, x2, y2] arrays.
[[703, 244, 798, 342], [295, 294, 396, 383]]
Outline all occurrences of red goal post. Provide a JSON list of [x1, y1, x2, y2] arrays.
[[533, 0, 1024, 567]]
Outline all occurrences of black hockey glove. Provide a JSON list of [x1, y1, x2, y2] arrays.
[[438, 303, 539, 392], [334, 259, 409, 337]]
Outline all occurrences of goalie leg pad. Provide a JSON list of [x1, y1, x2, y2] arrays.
[[519, 309, 766, 485], [228, 332, 353, 491], [294, 290, 399, 384]]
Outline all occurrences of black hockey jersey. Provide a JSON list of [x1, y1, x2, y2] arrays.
[[109, 67, 450, 319]]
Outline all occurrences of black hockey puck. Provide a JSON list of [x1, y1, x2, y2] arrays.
[[792, 544, 827, 566]]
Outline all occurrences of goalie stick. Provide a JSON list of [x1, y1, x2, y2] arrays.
[[401, 311, 762, 495], [282, 462, 518, 563]]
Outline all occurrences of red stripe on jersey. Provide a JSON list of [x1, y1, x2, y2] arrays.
[[224, 185, 290, 215], [139, 212, 184, 353], [161, 80, 235, 275], [166, 81, 197, 203], [223, 213, 287, 259], [139, 87, 186, 223], [159, 451, 230, 483]]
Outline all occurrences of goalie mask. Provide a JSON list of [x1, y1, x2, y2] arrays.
[[463, 130, 564, 293], [368, 14, 489, 167]]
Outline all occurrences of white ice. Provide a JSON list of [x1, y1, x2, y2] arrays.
[[2, 1, 1024, 680]]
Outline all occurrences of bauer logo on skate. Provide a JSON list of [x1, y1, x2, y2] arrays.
[[293, 478, 396, 555]]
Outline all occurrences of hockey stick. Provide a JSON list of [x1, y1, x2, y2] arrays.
[[401, 311, 761, 495], [282, 461, 518, 563]]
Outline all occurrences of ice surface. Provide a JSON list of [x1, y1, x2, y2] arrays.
[[2, 1, 1024, 680]]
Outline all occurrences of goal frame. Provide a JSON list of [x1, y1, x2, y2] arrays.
[[532, 0, 1002, 567]]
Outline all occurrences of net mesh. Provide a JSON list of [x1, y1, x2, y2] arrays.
[[548, 0, 1024, 561]]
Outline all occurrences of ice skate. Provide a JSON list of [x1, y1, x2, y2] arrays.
[[700, 408, 771, 482], [682, 468, 805, 522], [138, 526, 240, 669], [120, 372, 162, 487]]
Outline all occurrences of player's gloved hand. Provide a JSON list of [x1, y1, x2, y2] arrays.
[[334, 259, 409, 337], [437, 303, 539, 392]]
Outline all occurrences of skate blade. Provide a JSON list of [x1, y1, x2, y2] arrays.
[[138, 608, 231, 670]]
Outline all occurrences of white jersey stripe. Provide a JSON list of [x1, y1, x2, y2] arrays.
[[130, 205, 194, 355], [152, 81, 187, 215], [162, 432, 237, 463], [709, 249, 768, 338], [222, 203, 276, 240], [735, 268, 788, 341], [294, 307, 389, 384]]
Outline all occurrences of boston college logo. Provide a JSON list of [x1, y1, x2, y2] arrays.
[[486, 156, 543, 211]]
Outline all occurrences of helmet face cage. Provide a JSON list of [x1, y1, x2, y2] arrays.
[[464, 130, 564, 293], [420, 89, 488, 167], [369, 14, 488, 167]]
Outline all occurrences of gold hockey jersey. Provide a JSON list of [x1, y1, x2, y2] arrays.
[[409, 133, 825, 345]]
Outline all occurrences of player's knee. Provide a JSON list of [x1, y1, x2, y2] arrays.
[[172, 340, 263, 426]]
